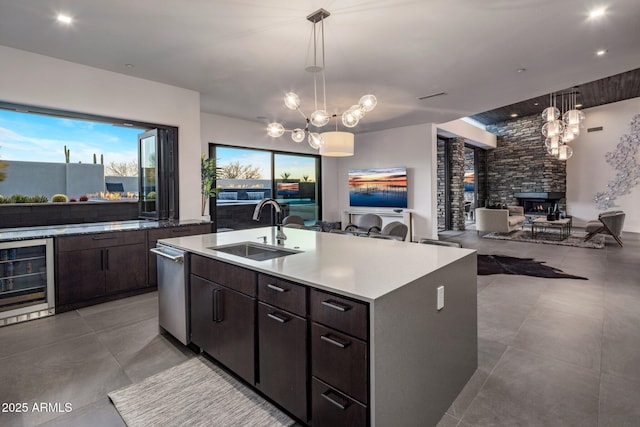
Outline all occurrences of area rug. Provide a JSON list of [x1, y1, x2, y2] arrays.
[[108, 356, 293, 427], [483, 229, 605, 249], [478, 254, 588, 280]]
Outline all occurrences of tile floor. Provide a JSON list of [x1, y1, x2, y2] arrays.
[[0, 230, 638, 427]]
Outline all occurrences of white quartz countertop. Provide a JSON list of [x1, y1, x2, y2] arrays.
[[159, 227, 476, 302]]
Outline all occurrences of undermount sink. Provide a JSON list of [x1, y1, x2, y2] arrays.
[[208, 242, 302, 261]]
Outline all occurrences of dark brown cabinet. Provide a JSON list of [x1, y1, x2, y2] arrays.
[[190, 257, 256, 384], [56, 230, 147, 310], [147, 224, 211, 287], [257, 274, 308, 422], [311, 289, 369, 426]]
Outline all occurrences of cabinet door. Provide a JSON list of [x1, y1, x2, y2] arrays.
[[311, 378, 366, 427], [190, 275, 217, 355], [190, 274, 255, 384], [105, 243, 147, 293], [258, 302, 307, 421], [216, 283, 255, 384], [56, 248, 105, 306]]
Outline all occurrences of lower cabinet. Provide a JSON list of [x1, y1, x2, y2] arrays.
[[257, 302, 307, 421], [189, 261, 369, 426], [190, 274, 255, 383], [56, 230, 147, 310]]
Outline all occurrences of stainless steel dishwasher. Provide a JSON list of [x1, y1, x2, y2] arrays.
[[150, 243, 189, 345]]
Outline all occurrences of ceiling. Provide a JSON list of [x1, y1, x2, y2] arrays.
[[471, 68, 640, 125], [1, 1, 639, 134]]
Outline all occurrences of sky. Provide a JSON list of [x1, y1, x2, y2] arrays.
[[0, 110, 142, 165], [216, 146, 317, 180]]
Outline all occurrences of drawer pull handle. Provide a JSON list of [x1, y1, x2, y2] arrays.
[[267, 312, 290, 323], [322, 300, 352, 312], [267, 283, 287, 293], [321, 390, 350, 410], [212, 289, 223, 322], [320, 334, 350, 348], [92, 236, 117, 240]]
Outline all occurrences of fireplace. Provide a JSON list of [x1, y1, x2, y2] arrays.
[[514, 192, 565, 216]]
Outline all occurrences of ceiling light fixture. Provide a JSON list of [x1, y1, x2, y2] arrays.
[[596, 49, 608, 56], [56, 14, 73, 25], [588, 7, 607, 19], [266, 9, 376, 156], [510, 113, 518, 118], [541, 89, 585, 161]]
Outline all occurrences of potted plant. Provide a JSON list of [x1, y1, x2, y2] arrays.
[[201, 154, 220, 220]]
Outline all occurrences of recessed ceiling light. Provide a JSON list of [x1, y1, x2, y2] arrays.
[[125, 64, 134, 68], [533, 102, 539, 106], [588, 7, 606, 19], [596, 49, 608, 56], [575, 103, 583, 108], [56, 14, 73, 25], [510, 113, 518, 118], [516, 68, 527, 73]]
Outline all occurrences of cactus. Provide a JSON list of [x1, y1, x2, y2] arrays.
[[93, 153, 97, 164], [100, 154, 104, 165], [51, 194, 69, 203], [64, 146, 70, 163]]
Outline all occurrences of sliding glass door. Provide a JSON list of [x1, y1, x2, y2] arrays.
[[211, 144, 320, 231], [274, 153, 320, 226]]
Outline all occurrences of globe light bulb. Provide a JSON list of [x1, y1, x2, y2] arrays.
[[342, 111, 359, 128], [267, 122, 285, 138], [542, 106, 560, 122], [348, 105, 365, 120], [359, 94, 377, 112], [284, 92, 300, 110], [544, 136, 560, 150], [561, 128, 575, 143], [308, 132, 324, 149], [291, 128, 305, 143], [558, 145, 573, 161], [310, 110, 330, 127], [542, 120, 564, 138]]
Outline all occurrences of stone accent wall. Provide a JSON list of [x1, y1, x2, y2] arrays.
[[486, 115, 566, 209], [449, 137, 466, 230], [436, 139, 446, 230], [476, 148, 488, 208]]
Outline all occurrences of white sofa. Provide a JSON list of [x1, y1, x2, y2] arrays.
[[476, 206, 526, 233]]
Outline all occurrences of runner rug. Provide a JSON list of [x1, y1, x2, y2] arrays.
[[108, 356, 293, 427]]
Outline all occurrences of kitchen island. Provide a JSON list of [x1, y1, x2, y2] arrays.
[[159, 226, 477, 426]]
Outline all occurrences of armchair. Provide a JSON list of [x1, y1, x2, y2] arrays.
[[584, 211, 625, 247]]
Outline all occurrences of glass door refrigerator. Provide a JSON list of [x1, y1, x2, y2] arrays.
[[0, 238, 54, 326]]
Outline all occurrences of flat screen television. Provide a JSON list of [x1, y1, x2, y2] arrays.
[[348, 167, 408, 208]]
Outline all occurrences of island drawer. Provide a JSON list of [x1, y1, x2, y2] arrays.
[[257, 274, 307, 316], [311, 323, 367, 404], [311, 377, 366, 427], [191, 254, 256, 297], [56, 229, 146, 252], [310, 289, 368, 340]]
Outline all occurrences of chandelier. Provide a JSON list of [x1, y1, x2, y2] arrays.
[[266, 9, 377, 157], [541, 89, 585, 161]]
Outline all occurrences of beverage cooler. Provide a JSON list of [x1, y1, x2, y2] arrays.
[[0, 238, 54, 326]]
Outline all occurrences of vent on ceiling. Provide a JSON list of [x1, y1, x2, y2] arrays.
[[418, 92, 447, 101], [587, 126, 604, 133]]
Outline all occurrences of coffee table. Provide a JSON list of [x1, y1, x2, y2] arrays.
[[531, 217, 572, 240]]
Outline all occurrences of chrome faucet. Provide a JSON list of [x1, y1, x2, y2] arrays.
[[252, 198, 287, 244]]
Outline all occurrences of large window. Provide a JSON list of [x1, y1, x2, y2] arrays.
[[0, 102, 179, 220], [211, 144, 320, 230]]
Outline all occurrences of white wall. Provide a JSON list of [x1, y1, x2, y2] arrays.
[[0, 45, 202, 219], [200, 112, 340, 221], [567, 97, 640, 232], [336, 123, 438, 241], [437, 118, 497, 149]]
